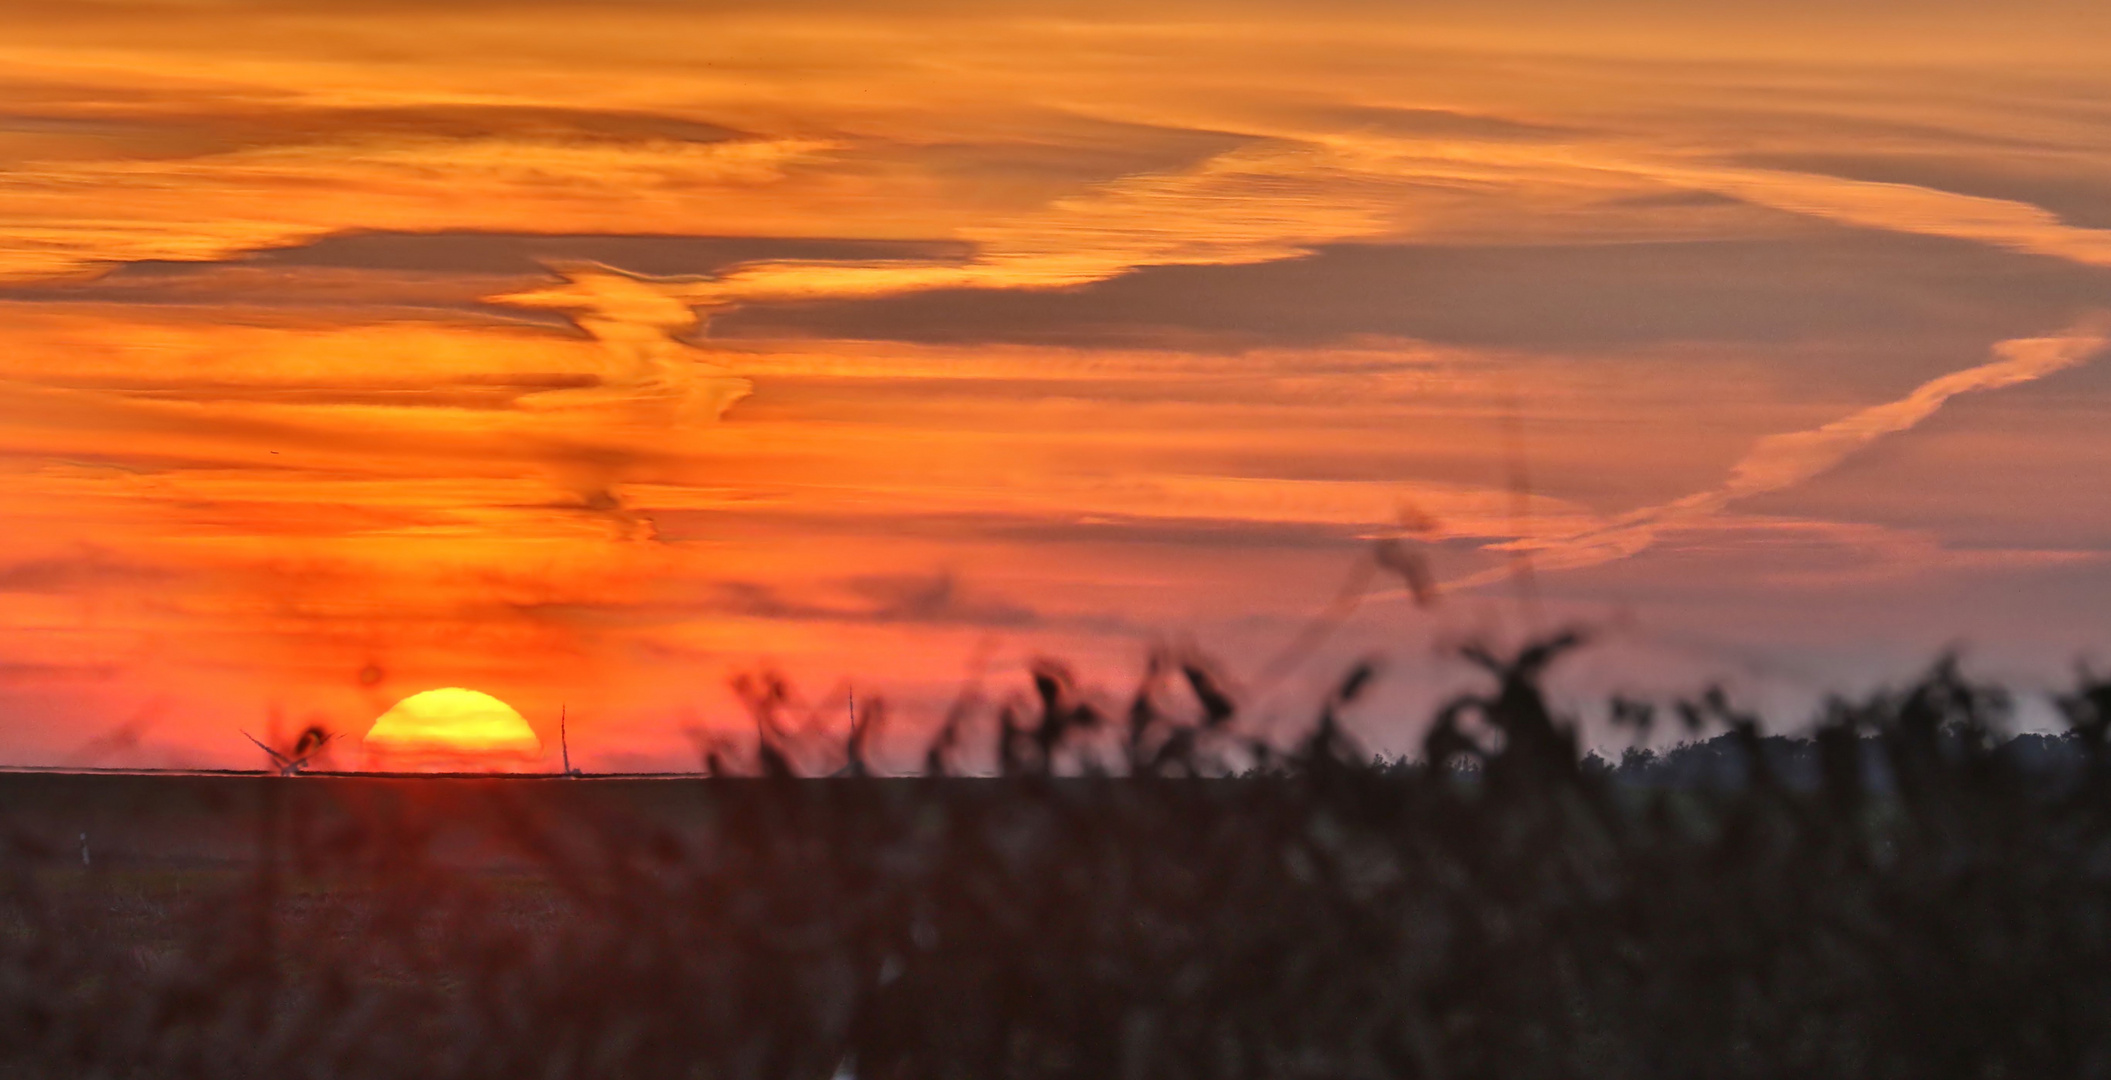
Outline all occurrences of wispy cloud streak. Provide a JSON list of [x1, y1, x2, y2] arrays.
[[1462, 321, 2111, 582], [1657, 164, 2111, 270]]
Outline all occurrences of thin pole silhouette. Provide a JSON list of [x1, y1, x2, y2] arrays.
[[241, 730, 330, 777], [561, 704, 574, 776]]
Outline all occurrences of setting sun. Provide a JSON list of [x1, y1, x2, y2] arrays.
[[363, 688, 542, 772]]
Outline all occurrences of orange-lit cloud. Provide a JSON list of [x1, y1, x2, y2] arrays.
[[492, 264, 753, 420], [1623, 162, 2111, 271], [0, 2, 2108, 766]]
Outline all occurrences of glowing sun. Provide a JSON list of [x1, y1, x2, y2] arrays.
[[364, 688, 542, 771]]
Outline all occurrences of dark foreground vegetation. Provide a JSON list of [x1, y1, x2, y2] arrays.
[[6, 636, 2111, 1079]]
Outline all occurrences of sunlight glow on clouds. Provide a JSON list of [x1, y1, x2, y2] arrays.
[[0, 0, 2107, 766]]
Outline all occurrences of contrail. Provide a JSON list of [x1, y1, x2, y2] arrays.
[[1454, 320, 2109, 586]]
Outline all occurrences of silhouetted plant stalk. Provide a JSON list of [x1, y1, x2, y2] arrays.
[[3, 637, 2111, 1078]]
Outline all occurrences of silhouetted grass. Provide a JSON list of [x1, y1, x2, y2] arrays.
[[3, 635, 2111, 1078]]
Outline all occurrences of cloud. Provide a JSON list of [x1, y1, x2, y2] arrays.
[[489, 263, 752, 423], [1653, 162, 2111, 270], [715, 228, 2111, 349], [0, 549, 170, 593], [1714, 330, 2109, 500], [0, 102, 747, 160], [1318, 106, 1583, 143], [0, 133, 838, 281], [596, 140, 1404, 309], [252, 232, 969, 277], [1733, 152, 2111, 231], [0, 661, 118, 683], [1467, 322, 2111, 582], [5, 3, 2111, 763], [706, 572, 1044, 628]]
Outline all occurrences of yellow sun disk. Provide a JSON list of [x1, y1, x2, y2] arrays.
[[365, 688, 541, 759]]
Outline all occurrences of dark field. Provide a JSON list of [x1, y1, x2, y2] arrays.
[[5, 641, 2111, 1079], [0, 769, 750, 871]]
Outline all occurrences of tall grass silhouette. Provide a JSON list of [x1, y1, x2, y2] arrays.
[[3, 636, 2110, 1078]]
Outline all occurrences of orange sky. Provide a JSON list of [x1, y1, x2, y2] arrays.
[[2, 0, 2109, 770]]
